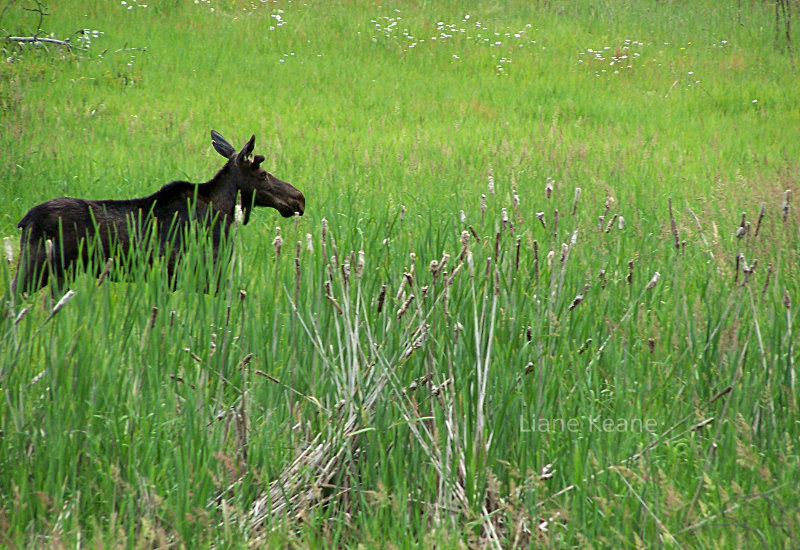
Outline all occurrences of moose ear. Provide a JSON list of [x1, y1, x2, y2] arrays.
[[252, 155, 265, 168], [211, 130, 236, 159], [237, 135, 256, 162]]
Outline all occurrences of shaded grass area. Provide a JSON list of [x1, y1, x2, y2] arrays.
[[1, 0, 799, 547]]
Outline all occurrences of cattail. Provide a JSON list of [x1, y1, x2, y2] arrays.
[[14, 306, 29, 326], [210, 332, 217, 355], [51, 289, 76, 315], [668, 198, 680, 250], [466, 250, 474, 277], [512, 189, 520, 209], [553, 209, 559, 239], [321, 217, 328, 241], [735, 225, 746, 239], [739, 212, 747, 229], [598, 215, 605, 231], [526, 325, 533, 341], [494, 231, 501, 259], [645, 271, 660, 290], [396, 294, 415, 319], [572, 187, 581, 216], [598, 269, 606, 289], [460, 230, 470, 256], [376, 284, 387, 313], [294, 210, 301, 230], [501, 208, 509, 228], [239, 289, 247, 302], [97, 257, 114, 286], [305, 233, 314, 253], [341, 258, 351, 284], [536, 212, 546, 228], [568, 285, 589, 310], [3, 237, 12, 264], [603, 197, 613, 219], [324, 280, 343, 315], [488, 173, 495, 195], [627, 260, 634, 285], [460, 210, 466, 224], [782, 189, 791, 222], [754, 204, 765, 237], [784, 289, 791, 309], [533, 240, 539, 280], [354, 250, 364, 278], [545, 177, 553, 198], [525, 362, 535, 374], [560, 243, 568, 264], [454, 321, 464, 343], [734, 253, 742, 284], [648, 338, 656, 353], [605, 214, 617, 234], [480, 194, 487, 219], [546, 249, 554, 268], [421, 285, 429, 301], [468, 225, 481, 243], [762, 263, 774, 297], [578, 338, 592, 354], [45, 239, 53, 262], [618, 216, 625, 230], [272, 227, 283, 258], [515, 236, 521, 271]]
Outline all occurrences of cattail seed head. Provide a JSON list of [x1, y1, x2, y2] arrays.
[[467, 250, 474, 277], [547, 249, 555, 268], [488, 173, 495, 195], [400, 204, 406, 221], [572, 187, 581, 215], [234, 202, 244, 225], [45, 239, 53, 262], [396, 294, 415, 319], [272, 227, 283, 258], [545, 177, 553, 198], [480, 194, 487, 218], [305, 233, 314, 253], [536, 212, 546, 228], [618, 216, 625, 230], [645, 271, 660, 290], [321, 217, 328, 240], [501, 208, 509, 227], [784, 289, 791, 309], [377, 284, 387, 313], [14, 306, 29, 326], [460, 209, 466, 223], [356, 250, 365, 278], [52, 289, 76, 315]]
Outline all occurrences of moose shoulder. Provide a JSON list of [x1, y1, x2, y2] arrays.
[[13, 131, 305, 295]]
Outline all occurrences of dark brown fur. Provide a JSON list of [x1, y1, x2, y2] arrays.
[[13, 131, 305, 294]]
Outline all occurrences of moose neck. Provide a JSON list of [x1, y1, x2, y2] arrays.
[[205, 162, 242, 221]]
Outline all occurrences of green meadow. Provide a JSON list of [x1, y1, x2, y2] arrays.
[[1, 0, 799, 547]]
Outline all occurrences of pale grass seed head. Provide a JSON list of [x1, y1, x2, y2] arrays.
[[545, 177, 553, 198], [4, 237, 12, 264], [305, 233, 313, 253]]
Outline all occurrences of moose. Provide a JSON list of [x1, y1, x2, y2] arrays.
[[12, 130, 305, 295]]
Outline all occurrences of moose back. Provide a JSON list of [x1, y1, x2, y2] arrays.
[[13, 131, 305, 294]]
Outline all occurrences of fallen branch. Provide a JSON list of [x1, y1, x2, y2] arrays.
[[4, 35, 72, 49]]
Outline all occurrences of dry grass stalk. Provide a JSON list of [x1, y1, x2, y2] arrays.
[[754, 203, 766, 237]]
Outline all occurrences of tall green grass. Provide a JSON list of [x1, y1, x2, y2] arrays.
[[1, 0, 798, 547]]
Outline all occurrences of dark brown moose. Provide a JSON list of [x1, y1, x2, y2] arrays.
[[12, 130, 305, 294]]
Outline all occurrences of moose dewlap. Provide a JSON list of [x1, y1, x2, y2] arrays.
[[13, 130, 305, 294]]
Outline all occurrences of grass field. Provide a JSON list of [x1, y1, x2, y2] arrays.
[[1, 0, 799, 547]]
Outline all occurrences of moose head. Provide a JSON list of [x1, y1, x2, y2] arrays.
[[211, 131, 305, 224]]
